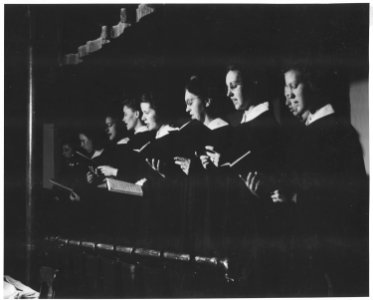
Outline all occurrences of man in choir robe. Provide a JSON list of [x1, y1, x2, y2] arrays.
[[281, 65, 368, 296]]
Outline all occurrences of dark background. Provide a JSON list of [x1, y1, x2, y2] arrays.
[[4, 3, 369, 281]]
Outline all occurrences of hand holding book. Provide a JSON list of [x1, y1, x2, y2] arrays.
[[199, 145, 221, 170], [49, 179, 81, 202], [239, 170, 287, 202], [96, 165, 119, 177], [145, 158, 166, 178], [239, 171, 260, 198], [174, 156, 191, 175]]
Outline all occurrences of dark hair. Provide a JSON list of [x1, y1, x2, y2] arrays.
[[226, 64, 269, 104], [140, 91, 157, 109], [185, 74, 221, 117], [60, 135, 77, 149], [282, 61, 331, 101], [105, 112, 121, 122], [122, 97, 141, 113], [185, 75, 211, 100], [140, 91, 167, 123], [78, 128, 105, 150]]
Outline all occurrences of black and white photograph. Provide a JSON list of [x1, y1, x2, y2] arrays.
[[4, 2, 369, 298]]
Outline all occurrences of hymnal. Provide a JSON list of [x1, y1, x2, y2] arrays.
[[220, 149, 251, 168], [142, 120, 212, 160], [75, 150, 99, 167], [49, 179, 74, 193], [106, 178, 143, 197], [133, 141, 151, 153]]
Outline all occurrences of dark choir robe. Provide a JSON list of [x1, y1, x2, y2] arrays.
[[289, 113, 368, 296], [177, 123, 233, 255], [94, 130, 157, 182], [137, 121, 219, 251], [54, 154, 88, 198], [215, 110, 285, 295], [127, 129, 157, 150], [42, 154, 89, 235], [89, 130, 157, 243]]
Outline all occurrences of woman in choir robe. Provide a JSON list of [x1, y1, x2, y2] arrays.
[[197, 64, 284, 295], [96, 105, 151, 240], [139, 91, 179, 177], [122, 97, 150, 146], [78, 129, 105, 161], [277, 64, 368, 296], [95, 99, 153, 182], [284, 68, 311, 124], [241, 65, 313, 201], [92, 112, 129, 177], [200, 64, 281, 177], [104, 112, 128, 145], [135, 91, 183, 250], [185, 75, 229, 129], [140, 92, 178, 140], [48, 138, 87, 234], [53, 129, 105, 232], [171, 74, 233, 258], [54, 138, 87, 198], [174, 74, 229, 175], [201, 65, 282, 207], [77, 129, 106, 185]]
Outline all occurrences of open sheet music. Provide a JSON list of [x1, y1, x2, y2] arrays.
[[75, 150, 99, 167], [220, 149, 251, 168], [49, 179, 74, 193], [133, 141, 151, 153], [106, 178, 144, 197]]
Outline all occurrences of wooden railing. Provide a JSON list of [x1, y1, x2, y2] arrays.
[[39, 235, 235, 298]]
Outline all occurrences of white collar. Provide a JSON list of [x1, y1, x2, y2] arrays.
[[306, 104, 335, 126], [117, 137, 130, 145], [206, 118, 229, 130], [91, 149, 104, 159], [241, 101, 269, 124], [155, 124, 179, 139], [134, 125, 148, 135]]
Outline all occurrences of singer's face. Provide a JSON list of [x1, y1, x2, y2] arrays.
[[123, 105, 140, 131], [185, 90, 205, 121], [62, 144, 73, 159], [226, 70, 248, 111], [284, 69, 309, 121], [79, 133, 94, 154], [105, 117, 118, 141], [140, 102, 159, 131]]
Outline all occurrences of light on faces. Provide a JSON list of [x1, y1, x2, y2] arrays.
[[105, 117, 118, 141], [185, 90, 206, 122], [62, 144, 73, 159], [284, 70, 308, 120], [79, 133, 94, 154], [123, 105, 140, 131], [225, 70, 248, 111], [140, 102, 159, 131]]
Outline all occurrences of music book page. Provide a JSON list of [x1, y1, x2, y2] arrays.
[[49, 179, 74, 193], [106, 178, 143, 197], [220, 149, 251, 168]]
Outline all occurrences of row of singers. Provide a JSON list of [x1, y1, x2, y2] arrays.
[[55, 62, 368, 295]]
